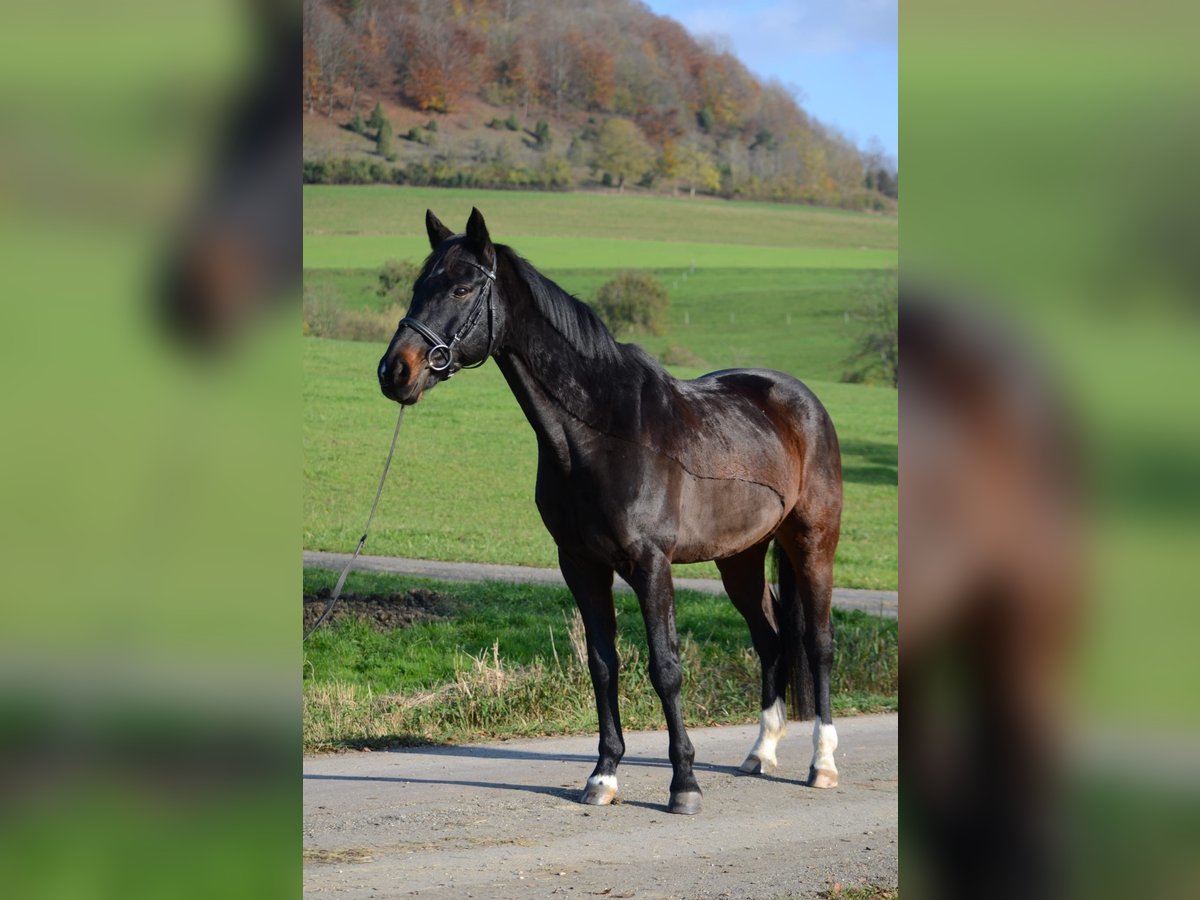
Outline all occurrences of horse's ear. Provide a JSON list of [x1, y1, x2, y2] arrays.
[[425, 210, 453, 249], [464, 207, 494, 268]]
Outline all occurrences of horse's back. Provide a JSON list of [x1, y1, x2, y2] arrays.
[[662, 367, 841, 502], [693, 367, 840, 462]]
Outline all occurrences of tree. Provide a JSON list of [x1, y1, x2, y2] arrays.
[[350, 111, 365, 135], [876, 168, 897, 199], [400, 19, 485, 112], [304, 0, 349, 117], [593, 118, 654, 192], [842, 270, 898, 387], [676, 140, 720, 198], [367, 102, 385, 132], [376, 120, 394, 160], [593, 272, 670, 336]]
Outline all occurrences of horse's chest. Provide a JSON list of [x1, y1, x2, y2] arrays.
[[534, 448, 679, 554]]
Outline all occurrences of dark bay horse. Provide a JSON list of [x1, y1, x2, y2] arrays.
[[378, 209, 843, 815]]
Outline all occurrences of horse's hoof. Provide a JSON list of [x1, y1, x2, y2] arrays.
[[808, 767, 839, 789], [739, 753, 776, 775], [580, 776, 618, 806], [668, 790, 703, 815]]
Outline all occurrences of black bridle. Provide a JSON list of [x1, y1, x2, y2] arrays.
[[398, 257, 497, 376]]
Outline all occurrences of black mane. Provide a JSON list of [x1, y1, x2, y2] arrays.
[[498, 244, 622, 364]]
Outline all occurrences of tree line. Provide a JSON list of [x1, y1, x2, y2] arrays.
[[304, 0, 897, 208]]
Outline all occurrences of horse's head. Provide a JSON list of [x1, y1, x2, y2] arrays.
[[378, 207, 502, 405]]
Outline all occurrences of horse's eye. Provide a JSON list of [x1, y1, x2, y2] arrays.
[[452, 285, 470, 298]]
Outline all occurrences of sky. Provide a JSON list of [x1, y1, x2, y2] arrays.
[[640, 0, 897, 164]]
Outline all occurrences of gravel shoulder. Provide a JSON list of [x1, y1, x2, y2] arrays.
[[303, 713, 898, 898]]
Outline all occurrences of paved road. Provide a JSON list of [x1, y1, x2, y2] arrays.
[[304, 713, 898, 898], [303, 551, 898, 619]]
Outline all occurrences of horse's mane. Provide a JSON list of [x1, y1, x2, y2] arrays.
[[498, 244, 622, 364]]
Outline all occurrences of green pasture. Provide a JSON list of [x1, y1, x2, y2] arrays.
[[302, 568, 897, 750], [304, 185, 898, 250], [303, 339, 896, 590], [308, 265, 886, 379], [303, 186, 896, 590], [303, 233, 895, 271]]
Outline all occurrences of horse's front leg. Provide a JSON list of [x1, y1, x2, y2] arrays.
[[559, 550, 624, 806], [627, 550, 702, 814]]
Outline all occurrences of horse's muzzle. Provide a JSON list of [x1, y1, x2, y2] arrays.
[[378, 348, 435, 406]]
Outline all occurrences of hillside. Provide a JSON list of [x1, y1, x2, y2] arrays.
[[303, 0, 897, 210]]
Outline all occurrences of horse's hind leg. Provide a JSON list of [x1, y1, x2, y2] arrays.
[[778, 515, 840, 789], [559, 550, 624, 806], [716, 542, 788, 775]]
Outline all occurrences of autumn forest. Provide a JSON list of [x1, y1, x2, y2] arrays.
[[303, 0, 897, 209]]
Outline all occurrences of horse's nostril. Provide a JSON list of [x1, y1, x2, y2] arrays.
[[378, 357, 410, 386]]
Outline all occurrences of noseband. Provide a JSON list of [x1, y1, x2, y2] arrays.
[[398, 257, 497, 376]]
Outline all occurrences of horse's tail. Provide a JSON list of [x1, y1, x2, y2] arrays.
[[772, 541, 817, 721]]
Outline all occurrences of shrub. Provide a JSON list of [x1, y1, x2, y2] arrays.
[[537, 154, 573, 190], [504, 114, 519, 131], [533, 119, 551, 149], [592, 272, 670, 337], [367, 102, 385, 131], [425, 118, 438, 133], [300, 156, 580, 192], [303, 160, 330, 184], [841, 269, 898, 387], [303, 284, 406, 343], [659, 345, 705, 368], [376, 120, 394, 159], [332, 158, 372, 184], [406, 126, 423, 143], [377, 258, 422, 305]]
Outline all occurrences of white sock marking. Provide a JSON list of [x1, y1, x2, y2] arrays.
[[812, 720, 838, 773], [586, 774, 618, 792], [748, 698, 788, 766]]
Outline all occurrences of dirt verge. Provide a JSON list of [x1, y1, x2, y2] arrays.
[[303, 587, 452, 633]]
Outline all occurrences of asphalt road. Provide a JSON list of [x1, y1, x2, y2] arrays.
[[303, 551, 898, 619], [303, 713, 898, 898]]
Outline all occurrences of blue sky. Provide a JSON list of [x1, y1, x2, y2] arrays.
[[640, 0, 897, 164]]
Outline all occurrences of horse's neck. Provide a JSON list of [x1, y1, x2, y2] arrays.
[[495, 306, 625, 466]]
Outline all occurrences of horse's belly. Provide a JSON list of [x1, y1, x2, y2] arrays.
[[673, 475, 785, 564]]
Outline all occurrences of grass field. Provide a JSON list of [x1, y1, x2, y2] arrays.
[[302, 569, 897, 751], [304, 339, 897, 589], [308, 266, 888, 379], [304, 186, 896, 590], [304, 186, 899, 250], [304, 234, 895, 271]]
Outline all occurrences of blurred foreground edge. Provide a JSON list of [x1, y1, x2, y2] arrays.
[[900, 284, 1083, 899], [159, 0, 301, 349]]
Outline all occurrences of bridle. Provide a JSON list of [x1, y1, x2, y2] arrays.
[[397, 256, 497, 376]]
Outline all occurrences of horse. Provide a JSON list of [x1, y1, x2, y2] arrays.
[[901, 291, 1081, 897], [378, 208, 844, 815]]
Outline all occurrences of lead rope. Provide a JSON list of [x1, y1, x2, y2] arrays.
[[303, 406, 406, 641]]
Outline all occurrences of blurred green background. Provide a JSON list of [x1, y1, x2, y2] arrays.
[[0, 2, 297, 897], [904, 2, 1200, 896]]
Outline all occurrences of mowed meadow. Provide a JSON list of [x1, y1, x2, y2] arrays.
[[303, 186, 897, 590]]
